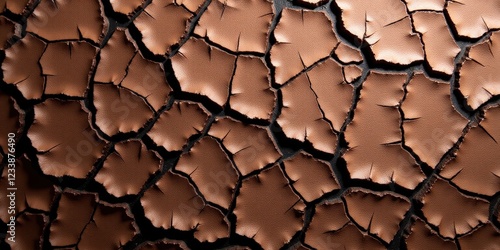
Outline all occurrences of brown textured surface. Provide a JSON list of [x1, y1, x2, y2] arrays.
[[234, 166, 304, 250], [1, 0, 30, 14], [194, 0, 273, 54], [2, 34, 45, 99], [305, 202, 384, 250], [109, 0, 144, 15], [458, 224, 500, 249], [344, 73, 424, 189], [148, 101, 208, 151], [28, 99, 105, 178], [27, 0, 106, 43], [171, 38, 235, 106], [229, 56, 276, 120], [278, 73, 337, 153], [95, 140, 161, 197], [49, 192, 97, 246], [40, 41, 97, 97], [175, 137, 238, 208], [208, 117, 281, 176], [344, 190, 410, 243], [271, 8, 338, 85], [446, 0, 500, 39], [405, 218, 455, 250], [133, 0, 191, 55], [402, 74, 467, 168], [93, 83, 154, 136], [440, 107, 500, 196], [333, 0, 423, 65], [140, 171, 229, 242], [2, 0, 500, 249], [282, 152, 339, 202], [421, 179, 490, 238], [412, 12, 460, 76], [458, 31, 500, 110]]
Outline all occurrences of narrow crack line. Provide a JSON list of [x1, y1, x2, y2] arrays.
[[224, 54, 239, 111], [302, 65, 337, 134], [167, 0, 213, 58], [189, 32, 265, 57], [75, 201, 99, 247], [478, 124, 498, 144], [391, 119, 476, 246], [339, 196, 389, 247], [277, 55, 331, 89], [278, 162, 309, 204]]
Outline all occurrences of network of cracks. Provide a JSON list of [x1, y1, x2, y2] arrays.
[[0, 0, 499, 249]]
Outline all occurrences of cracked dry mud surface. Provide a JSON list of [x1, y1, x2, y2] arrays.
[[0, 0, 499, 249]]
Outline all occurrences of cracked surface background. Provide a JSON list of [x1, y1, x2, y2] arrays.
[[0, 0, 499, 249]]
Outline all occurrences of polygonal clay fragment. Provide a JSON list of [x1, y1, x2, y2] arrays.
[[412, 12, 461, 76], [277, 73, 337, 154], [458, 224, 500, 249], [208, 117, 281, 176], [194, 205, 230, 242], [7, 213, 45, 250], [176, 137, 238, 208], [120, 52, 171, 110], [0, 157, 54, 223], [49, 192, 97, 246], [94, 30, 136, 85], [344, 73, 425, 189], [40, 41, 97, 97], [0, 92, 19, 154], [334, 42, 363, 64], [28, 100, 105, 178], [458, 31, 500, 109], [307, 58, 353, 131], [140, 172, 229, 242], [342, 65, 362, 84], [175, 0, 205, 12], [333, 0, 423, 65], [78, 203, 137, 249], [404, 0, 445, 11], [343, 190, 410, 243], [95, 28, 172, 108], [305, 202, 384, 250], [134, 0, 191, 55], [0, 16, 15, 49], [194, 0, 273, 53], [446, 0, 500, 39], [95, 140, 161, 197], [270, 8, 338, 85], [421, 179, 489, 238], [148, 101, 209, 151], [171, 38, 236, 106], [1, 0, 30, 14], [138, 239, 189, 250], [110, 0, 144, 15], [234, 166, 304, 250], [282, 152, 339, 202], [93, 84, 153, 136], [2, 34, 45, 99], [27, 0, 106, 43], [406, 218, 456, 250], [440, 107, 500, 196], [229, 56, 275, 120], [402, 74, 467, 168]]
